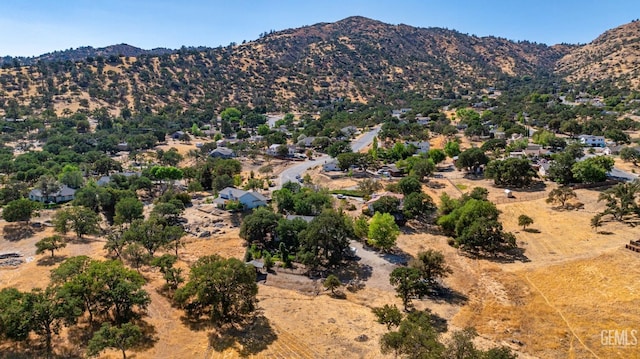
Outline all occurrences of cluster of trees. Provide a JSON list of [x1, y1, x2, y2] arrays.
[[547, 150, 614, 184], [437, 188, 516, 255], [0, 257, 150, 358], [485, 157, 537, 188], [174, 255, 258, 325], [592, 180, 640, 228], [272, 181, 333, 216], [354, 175, 435, 251], [389, 249, 452, 311], [240, 203, 354, 270], [374, 308, 516, 359]]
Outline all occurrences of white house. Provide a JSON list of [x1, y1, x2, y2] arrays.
[[578, 135, 605, 148], [267, 144, 295, 157], [214, 187, 267, 210], [29, 185, 76, 203]]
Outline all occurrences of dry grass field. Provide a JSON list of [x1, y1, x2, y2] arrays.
[[2, 171, 640, 358]]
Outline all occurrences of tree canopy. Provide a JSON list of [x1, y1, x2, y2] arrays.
[[174, 255, 258, 325], [367, 212, 400, 251], [485, 157, 537, 188]]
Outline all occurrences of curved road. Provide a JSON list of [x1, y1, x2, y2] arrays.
[[274, 126, 381, 190]]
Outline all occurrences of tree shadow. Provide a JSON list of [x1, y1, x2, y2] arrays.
[[425, 284, 469, 306], [523, 228, 540, 233], [462, 247, 530, 264], [51, 342, 84, 359], [334, 261, 373, 283], [36, 255, 68, 266], [327, 290, 347, 299], [425, 181, 446, 189], [134, 319, 159, 351], [462, 173, 485, 181], [69, 236, 103, 245], [380, 248, 410, 266], [519, 181, 547, 193], [229, 212, 243, 227], [2, 223, 35, 241], [0, 341, 83, 359], [425, 309, 449, 333], [66, 323, 98, 347], [179, 313, 214, 332], [208, 315, 277, 357], [597, 231, 614, 235]]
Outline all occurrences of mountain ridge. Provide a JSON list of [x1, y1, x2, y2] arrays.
[[0, 44, 176, 67], [0, 16, 637, 116]]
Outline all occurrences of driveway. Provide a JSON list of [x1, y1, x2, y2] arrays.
[[344, 240, 409, 292]]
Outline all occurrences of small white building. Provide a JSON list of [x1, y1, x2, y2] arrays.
[[578, 135, 605, 148]]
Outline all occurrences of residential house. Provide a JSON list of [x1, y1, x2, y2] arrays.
[[97, 172, 140, 186], [209, 147, 235, 159], [523, 144, 545, 157], [340, 126, 358, 137], [201, 129, 217, 137], [391, 108, 412, 119], [416, 117, 431, 126], [29, 185, 76, 203], [490, 130, 506, 139], [296, 136, 317, 148], [365, 192, 404, 213], [323, 160, 341, 172], [285, 215, 316, 223], [267, 144, 295, 157], [171, 131, 185, 140], [116, 142, 129, 151], [216, 138, 243, 147], [578, 135, 605, 148], [406, 141, 430, 154], [213, 187, 267, 210], [533, 160, 551, 178]]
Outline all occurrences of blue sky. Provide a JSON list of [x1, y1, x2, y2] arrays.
[[1, 0, 638, 57]]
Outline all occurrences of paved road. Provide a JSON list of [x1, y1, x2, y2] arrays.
[[608, 167, 639, 182], [273, 126, 381, 190]]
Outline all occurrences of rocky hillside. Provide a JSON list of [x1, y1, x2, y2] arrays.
[[0, 16, 620, 116], [556, 20, 640, 88]]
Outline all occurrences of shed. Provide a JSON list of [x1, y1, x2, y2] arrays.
[[246, 260, 265, 273]]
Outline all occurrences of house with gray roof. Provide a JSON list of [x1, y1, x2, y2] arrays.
[[213, 187, 267, 210], [96, 172, 140, 186], [209, 147, 235, 159], [29, 185, 76, 203]]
